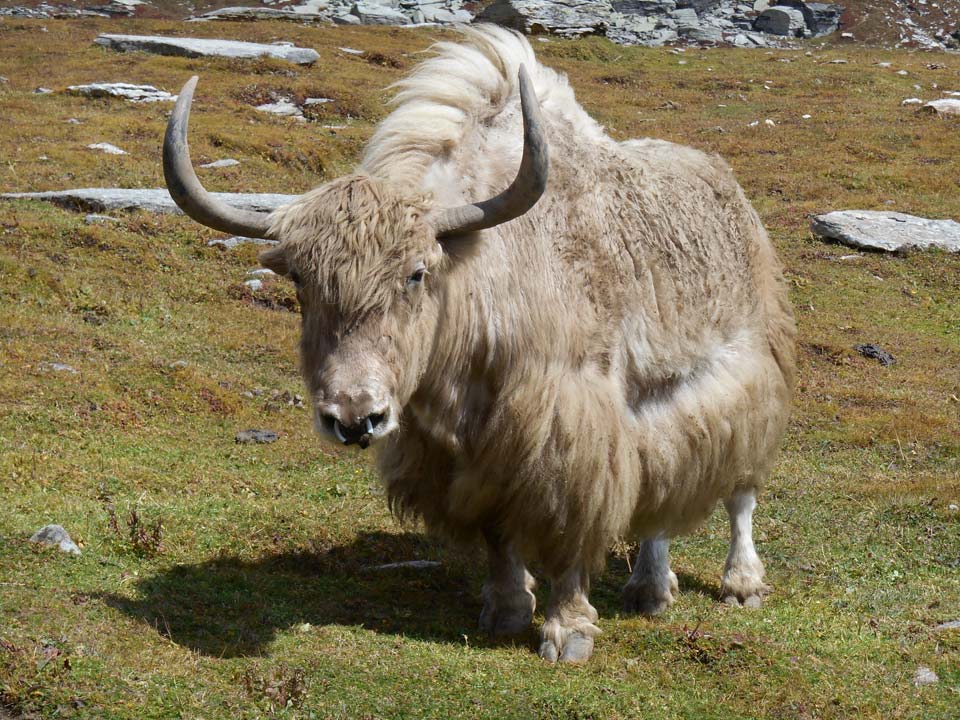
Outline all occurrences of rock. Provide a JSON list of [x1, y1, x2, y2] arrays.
[[255, 99, 306, 120], [776, 0, 842, 36], [247, 268, 276, 277], [40, 362, 78, 373], [810, 211, 960, 253], [34, 87, 54, 95], [29, 524, 81, 555], [67, 82, 176, 103], [87, 143, 127, 155], [338, 46, 365, 54], [199, 159, 240, 168], [84, 214, 118, 224], [208, 236, 280, 249], [351, 2, 411, 24], [303, 97, 334, 106], [94, 33, 320, 65], [192, 6, 323, 22], [934, 620, 960, 631], [854, 343, 895, 367], [419, 6, 473, 23], [676, 0, 721, 13], [169, 360, 189, 369], [364, 560, 442, 571], [236, 429, 280, 444], [913, 666, 938, 686], [478, 0, 613, 37], [754, 6, 807, 36], [923, 99, 960, 116], [1, 188, 297, 216], [243, 278, 264, 291], [612, 0, 675, 13], [901, 97, 923, 105]]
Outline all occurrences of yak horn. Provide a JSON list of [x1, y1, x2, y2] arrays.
[[164, 76, 275, 239], [434, 64, 549, 238]]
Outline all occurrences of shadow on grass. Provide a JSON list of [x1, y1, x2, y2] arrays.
[[103, 531, 721, 658], [103, 531, 486, 658]]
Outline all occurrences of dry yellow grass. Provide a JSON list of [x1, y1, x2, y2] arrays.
[[1, 18, 958, 720]]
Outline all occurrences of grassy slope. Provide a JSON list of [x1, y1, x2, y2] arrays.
[[1, 18, 959, 720]]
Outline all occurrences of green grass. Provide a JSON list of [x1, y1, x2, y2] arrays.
[[1, 19, 959, 720]]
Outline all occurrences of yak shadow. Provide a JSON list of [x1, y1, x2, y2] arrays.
[[103, 531, 487, 658], [104, 532, 724, 658]]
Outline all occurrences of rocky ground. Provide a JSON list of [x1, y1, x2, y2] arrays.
[[1, 0, 958, 49]]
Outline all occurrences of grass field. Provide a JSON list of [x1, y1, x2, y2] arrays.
[[1, 17, 959, 720]]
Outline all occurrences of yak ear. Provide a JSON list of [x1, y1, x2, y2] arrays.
[[258, 244, 289, 276]]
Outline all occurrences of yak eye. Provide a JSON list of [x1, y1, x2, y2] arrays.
[[407, 265, 427, 286]]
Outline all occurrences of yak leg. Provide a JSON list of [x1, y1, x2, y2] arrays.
[[479, 530, 536, 637], [622, 535, 678, 616], [538, 565, 600, 663], [720, 489, 770, 608]]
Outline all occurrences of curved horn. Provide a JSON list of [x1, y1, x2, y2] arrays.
[[434, 64, 549, 238], [164, 76, 275, 239]]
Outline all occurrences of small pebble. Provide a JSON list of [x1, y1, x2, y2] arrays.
[[84, 214, 118, 224], [235, 429, 279, 444], [913, 666, 938, 686]]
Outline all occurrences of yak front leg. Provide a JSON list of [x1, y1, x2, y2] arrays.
[[720, 489, 770, 608], [479, 529, 536, 637], [539, 565, 600, 663], [622, 535, 678, 616]]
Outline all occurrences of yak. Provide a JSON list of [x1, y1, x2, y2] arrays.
[[163, 25, 796, 663]]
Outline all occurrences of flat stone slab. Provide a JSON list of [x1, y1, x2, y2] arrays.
[[923, 98, 960, 116], [811, 210, 960, 253], [1, 188, 298, 215], [67, 82, 176, 103], [94, 33, 320, 65]]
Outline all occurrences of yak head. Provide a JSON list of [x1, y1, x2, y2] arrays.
[[162, 70, 547, 449]]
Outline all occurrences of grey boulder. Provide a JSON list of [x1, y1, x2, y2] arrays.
[[478, 0, 613, 37], [0, 188, 298, 215], [30, 524, 81, 556], [754, 6, 807, 36], [95, 33, 320, 65], [811, 210, 960, 253]]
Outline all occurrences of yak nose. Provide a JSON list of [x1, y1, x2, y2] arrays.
[[318, 391, 389, 448]]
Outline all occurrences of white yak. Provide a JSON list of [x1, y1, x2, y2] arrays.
[[163, 25, 796, 662]]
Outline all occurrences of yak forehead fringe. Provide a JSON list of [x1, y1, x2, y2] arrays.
[[268, 175, 434, 318]]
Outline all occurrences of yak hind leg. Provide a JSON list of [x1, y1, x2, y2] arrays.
[[538, 565, 600, 664], [720, 489, 770, 608], [479, 530, 536, 637], [622, 535, 678, 616]]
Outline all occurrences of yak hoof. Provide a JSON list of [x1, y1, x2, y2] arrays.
[[622, 569, 678, 617], [723, 592, 764, 609], [721, 577, 769, 609], [479, 583, 535, 637], [539, 631, 594, 664], [479, 596, 534, 637]]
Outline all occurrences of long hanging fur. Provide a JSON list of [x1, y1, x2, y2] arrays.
[[267, 25, 796, 576]]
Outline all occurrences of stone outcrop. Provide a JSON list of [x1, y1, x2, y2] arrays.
[[811, 211, 960, 253], [67, 82, 176, 103], [94, 33, 320, 65], [478, 0, 613, 37], [1, 188, 298, 215], [754, 6, 806, 35]]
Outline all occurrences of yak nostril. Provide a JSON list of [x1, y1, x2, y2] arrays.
[[367, 412, 386, 430]]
